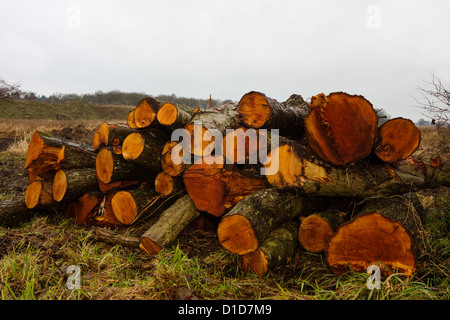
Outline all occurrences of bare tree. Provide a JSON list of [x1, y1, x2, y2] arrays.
[[413, 71, 450, 126], [0, 78, 23, 100]]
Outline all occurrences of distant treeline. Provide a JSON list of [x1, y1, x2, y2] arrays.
[[30, 90, 234, 109]]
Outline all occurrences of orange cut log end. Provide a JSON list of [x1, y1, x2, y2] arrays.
[[122, 132, 145, 160], [326, 212, 416, 276], [25, 181, 42, 209], [96, 148, 114, 184], [374, 118, 421, 163], [133, 98, 160, 128], [217, 215, 258, 255], [52, 169, 67, 202], [305, 92, 378, 166], [111, 191, 138, 225], [299, 214, 333, 253], [154, 172, 174, 196], [157, 102, 178, 126], [237, 92, 272, 128]]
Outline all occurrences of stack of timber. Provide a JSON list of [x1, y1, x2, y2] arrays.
[[6, 90, 448, 278]]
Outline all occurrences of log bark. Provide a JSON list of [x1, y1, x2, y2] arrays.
[[239, 220, 299, 276], [156, 102, 195, 130], [93, 227, 141, 248], [121, 129, 169, 171], [326, 212, 416, 276], [133, 97, 162, 128], [184, 103, 239, 157], [305, 92, 378, 166], [52, 168, 99, 203], [217, 188, 318, 255], [139, 194, 201, 255], [373, 118, 421, 163], [298, 210, 346, 253], [95, 148, 157, 184], [0, 198, 34, 227], [183, 160, 269, 217], [237, 91, 310, 138]]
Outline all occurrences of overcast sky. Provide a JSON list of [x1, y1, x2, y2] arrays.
[[1, 0, 450, 121]]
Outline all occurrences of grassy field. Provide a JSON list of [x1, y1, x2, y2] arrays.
[[0, 115, 448, 300]]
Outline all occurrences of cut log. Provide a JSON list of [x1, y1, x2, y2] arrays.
[[156, 102, 195, 130], [239, 220, 299, 276], [305, 92, 378, 166], [92, 122, 136, 152], [95, 148, 157, 184], [154, 172, 184, 197], [93, 227, 141, 248], [133, 97, 161, 128], [26, 131, 96, 171], [110, 184, 160, 225], [326, 212, 416, 276], [121, 129, 169, 170], [139, 194, 201, 255], [265, 141, 450, 197], [0, 198, 33, 227], [184, 103, 239, 157], [52, 168, 99, 203], [374, 118, 421, 163], [237, 91, 310, 138], [217, 188, 317, 255], [298, 211, 346, 253], [183, 160, 269, 217], [24, 180, 55, 209]]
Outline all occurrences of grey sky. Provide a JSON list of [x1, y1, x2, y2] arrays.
[[1, 0, 449, 121]]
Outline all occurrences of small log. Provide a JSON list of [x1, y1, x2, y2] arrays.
[[326, 212, 416, 276], [298, 211, 346, 253], [52, 168, 99, 203], [139, 194, 201, 255], [373, 118, 421, 163], [305, 92, 378, 166], [92, 122, 136, 152], [93, 227, 141, 248], [95, 148, 157, 184], [184, 103, 239, 157], [217, 188, 317, 255], [154, 172, 184, 197], [156, 102, 195, 130], [110, 184, 160, 225], [133, 97, 161, 128], [121, 129, 169, 171], [161, 140, 189, 177], [183, 160, 269, 217], [24, 180, 55, 209], [237, 91, 310, 138], [239, 220, 299, 276]]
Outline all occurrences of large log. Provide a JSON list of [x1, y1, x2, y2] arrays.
[[26, 131, 96, 172], [239, 220, 299, 276], [183, 103, 239, 157], [217, 188, 319, 255], [326, 212, 416, 276], [121, 129, 169, 171], [139, 194, 201, 255], [237, 91, 310, 139], [305, 92, 378, 166], [182, 160, 269, 217], [264, 141, 450, 197]]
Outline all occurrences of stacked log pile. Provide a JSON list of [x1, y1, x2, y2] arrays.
[[9, 92, 449, 277]]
